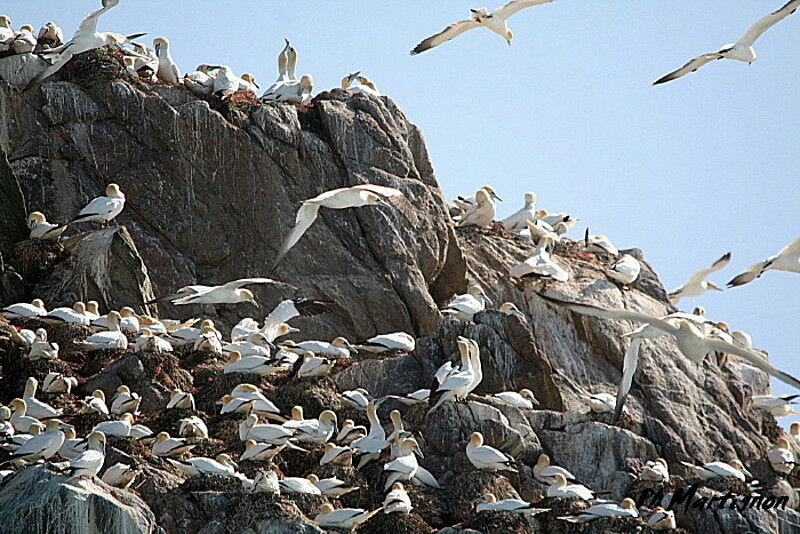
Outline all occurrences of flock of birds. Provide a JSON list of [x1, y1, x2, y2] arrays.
[[1, 0, 799, 530]]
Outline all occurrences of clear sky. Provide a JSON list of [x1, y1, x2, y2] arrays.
[[8, 1, 799, 427]]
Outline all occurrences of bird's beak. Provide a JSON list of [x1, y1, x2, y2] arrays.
[[709, 283, 723, 292], [482, 294, 493, 305], [254, 82, 260, 89], [506, 39, 512, 47], [248, 299, 260, 308], [492, 193, 503, 202], [126, 33, 146, 41]]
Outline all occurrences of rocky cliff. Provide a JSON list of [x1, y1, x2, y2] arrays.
[[0, 50, 798, 534]]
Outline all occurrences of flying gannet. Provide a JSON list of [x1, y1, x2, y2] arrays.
[[560, 498, 639, 522], [476, 493, 549, 514], [501, 192, 537, 233], [668, 252, 730, 304], [538, 293, 800, 392], [155, 277, 290, 306], [314, 504, 382, 530], [27, 212, 67, 240], [384, 482, 413, 514], [654, 0, 800, 85], [35, 22, 64, 52], [411, 0, 556, 54], [70, 183, 125, 226], [271, 184, 416, 270], [752, 394, 800, 417], [727, 237, 800, 287], [153, 37, 180, 85]]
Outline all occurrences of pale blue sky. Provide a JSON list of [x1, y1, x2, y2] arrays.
[[8, 2, 799, 426]]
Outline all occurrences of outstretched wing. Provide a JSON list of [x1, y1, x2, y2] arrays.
[[685, 252, 731, 285], [704, 338, 800, 391], [727, 260, 767, 287], [355, 184, 419, 224], [653, 52, 722, 85], [738, 0, 800, 46], [615, 338, 641, 420], [494, 0, 556, 19], [221, 278, 292, 290], [538, 293, 679, 334], [271, 202, 321, 271], [411, 20, 482, 55]]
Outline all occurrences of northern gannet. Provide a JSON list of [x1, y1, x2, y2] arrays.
[[11, 327, 36, 348], [69, 184, 125, 226], [11, 25, 36, 54], [35, 22, 64, 52], [466, 432, 517, 472], [157, 278, 289, 306], [559, 498, 638, 522], [0, 407, 14, 440], [387, 410, 407, 460], [768, 437, 795, 474], [510, 235, 569, 282], [77, 310, 128, 350], [81, 390, 109, 415], [585, 392, 619, 414], [295, 337, 356, 359], [608, 254, 641, 286], [153, 37, 180, 85], [166, 389, 195, 410], [1, 423, 43, 453], [240, 414, 294, 444], [227, 384, 281, 415], [647, 508, 677, 531], [240, 440, 289, 463], [791, 422, 800, 439], [728, 237, 800, 287], [224, 332, 272, 357], [101, 463, 138, 488], [342, 389, 372, 410], [110, 385, 141, 414], [638, 458, 669, 484], [668, 252, 730, 304], [129, 421, 153, 440], [62, 431, 106, 479], [428, 337, 479, 413], [172, 454, 240, 478], [752, 394, 800, 417], [533, 454, 576, 484], [23, 377, 61, 419], [275, 39, 292, 83], [4, 419, 64, 464], [654, 0, 800, 85], [583, 229, 619, 255], [92, 305, 139, 332], [194, 325, 223, 354], [183, 64, 215, 96], [292, 410, 337, 444], [681, 459, 751, 481], [250, 298, 331, 342], [383, 437, 420, 489], [28, 329, 59, 360], [9, 398, 39, 433], [341, 71, 381, 96], [320, 442, 354, 466], [501, 192, 537, 233], [27, 212, 67, 240], [208, 65, 239, 98], [547, 473, 594, 500], [47, 301, 90, 325], [252, 470, 280, 494], [310, 474, 359, 497], [42, 372, 77, 394], [314, 504, 382, 530], [3, 299, 47, 318], [520, 219, 560, 245], [224, 351, 276, 375], [239, 73, 259, 93], [133, 329, 173, 353], [93, 413, 134, 437], [356, 332, 415, 354], [499, 302, 526, 321], [84, 301, 101, 321], [127, 43, 158, 81], [261, 73, 314, 104], [178, 416, 209, 439], [337, 419, 367, 445], [458, 187, 497, 228], [0, 16, 14, 53], [453, 185, 502, 211], [151, 431, 196, 457], [59, 427, 87, 460], [441, 285, 491, 322], [476, 493, 549, 515], [279, 475, 322, 494], [411, 0, 555, 54], [352, 401, 389, 468], [384, 482, 413, 514], [296, 353, 335, 378], [490, 389, 539, 409], [272, 184, 416, 270], [539, 293, 800, 391]]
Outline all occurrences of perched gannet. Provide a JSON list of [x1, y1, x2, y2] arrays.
[[791, 422, 800, 440], [252, 470, 280, 494], [153, 37, 180, 85], [0, 16, 14, 53], [583, 229, 619, 255], [384, 482, 413, 514], [384, 437, 421, 489], [151, 431, 196, 457], [133, 329, 173, 353], [585, 392, 618, 414], [386, 410, 408, 459], [668, 252, 730, 304], [320, 442, 354, 466], [77, 310, 128, 350], [647, 507, 677, 530], [228, 383, 281, 415], [466, 432, 517, 472], [62, 431, 106, 479], [356, 332, 415, 354], [441, 285, 491, 322], [337, 419, 367, 445], [501, 192, 537, 232], [224, 351, 275, 375], [69, 183, 125, 226], [297, 353, 335, 378], [428, 337, 479, 413], [9, 399, 40, 433], [240, 440, 288, 463], [768, 437, 795, 474], [538, 293, 800, 391], [183, 64, 215, 96], [341, 71, 381, 96], [11, 25, 36, 54], [3, 299, 47, 318], [194, 325, 223, 354], [0, 406, 14, 440], [681, 459, 750, 481], [641, 458, 670, 483], [27, 212, 67, 240], [11, 327, 36, 347], [533, 454, 576, 484], [4, 419, 64, 464], [102, 463, 138, 488], [608, 254, 641, 286], [172, 453, 240, 478], [111, 385, 141, 414], [261, 73, 314, 104], [279, 475, 322, 494], [310, 474, 359, 497], [166, 389, 195, 410], [490, 389, 539, 409], [240, 414, 294, 444], [352, 401, 389, 468], [28, 329, 59, 360], [205, 64, 240, 97], [728, 237, 800, 287], [225, 332, 272, 357], [159, 278, 287, 306], [165, 319, 218, 344], [129, 42, 158, 81], [732, 330, 753, 349], [499, 302, 526, 321], [35, 22, 64, 51], [47, 302, 90, 325], [274, 39, 293, 83], [22, 377, 61, 419], [314, 504, 382, 530], [753, 394, 800, 417], [458, 188, 497, 228], [520, 219, 560, 245], [292, 410, 337, 444], [129, 422, 153, 440], [238, 73, 259, 93], [84, 301, 101, 321], [42, 372, 77, 394], [342, 389, 372, 410], [547, 473, 594, 500], [82, 390, 109, 415], [411, 0, 555, 54], [296, 337, 356, 359], [654, 0, 800, 84], [178, 416, 209, 439], [1, 423, 42, 453], [476, 493, 548, 515], [272, 184, 415, 270], [93, 413, 134, 437], [511, 235, 569, 282], [560, 498, 639, 522]]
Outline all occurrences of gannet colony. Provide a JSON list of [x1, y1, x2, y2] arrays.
[[0, 1, 799, 533]]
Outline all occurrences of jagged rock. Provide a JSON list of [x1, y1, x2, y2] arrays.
[[0, 144, 28, 250], [0, 465, 158, 534]]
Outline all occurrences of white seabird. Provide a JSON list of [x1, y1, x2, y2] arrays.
[[251, 298, 331, 342], [224, 351, 275, 375], [383, 437, 420, 489], [0, 16, 14, 53], [384, 482, 413, 514], [133, 329, 173, 353], [279, 475, 321, 495], [42, 372, 77, 394], [261, 73, 314, 104], [501, 192, 537, 233], [681, 459, 750, 481], [476, 493, 548, 515], [178, 416, 209, 439], [238, 73, 259, 93], [11, 25, 37, 54], [227, 383, 281, 415], [647, 507, 677, 531], [520, 219, 560, 245], [153, 37, 180, 85], [151, 431, 196, 457], [490, 389, 539, 409], [356, 332, 415, 354], [441, 285, 491, 322], [81, 390, 109, 415], [411, 0, 555, 54], [3, 298, 47, 318], [271, 184, 416, 270], [768, 437, 795, 474], [69, 183, 126, 226], [352, 401, 389, 469], [499, 302, 526, 321], [166, 389, 195, 410], [62, 431, 106, 479], [752, 394, 800, 417], [654, 0, 800, 85], [547, 473, 594, 500], [533, 453, 576, 484], [224, 333, 272, 357], [583, 229, 619, 255], [320, 442, 354, 466], [93, 413, 134, 437], [585, 392, 619, 414], [510, 235, 569, 282], [209, 65, 240, 98], [458, 187, 498, 228], [538, 293, 800, 391], [341, 71, 381, 96], [77, 310, 128, 350], [35, 22, 64, 51], [47, 301, 90, 325], [560, 498, 638, 522], [129, 42, 158, 81], [296, 337, 356, 359], [342, 389, 372, 410], [111, 385, 141, 414], [640, 458, 670, 483], [428, 337, 479, 413], [23, 377, 61, 419], [183, 64, 216, 96], [240, 440, 288, 463], [274, 39, 294, 83], [336, 419, 367, 445], [314, 504, 382, 530], [5, 419, 64, 464], [240, 415, 294, 445], [251, 470, 280, 494], [159, 278, 288, 306], [466, 431, 517, 472], [310, 474, 360, 497], [1, 423, 43, 453], [296, 352, 335, 378], [9, 399, 40, 433], [172, 453, 240, 478], [668, 252, 730, 304], [27, 212, 67, 240], [292, 410, 337, 444], [728, 237, 800, 287], [101, 463, 138, 488], [28, 329, 59, 360], [608, 254, 641, 286]]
